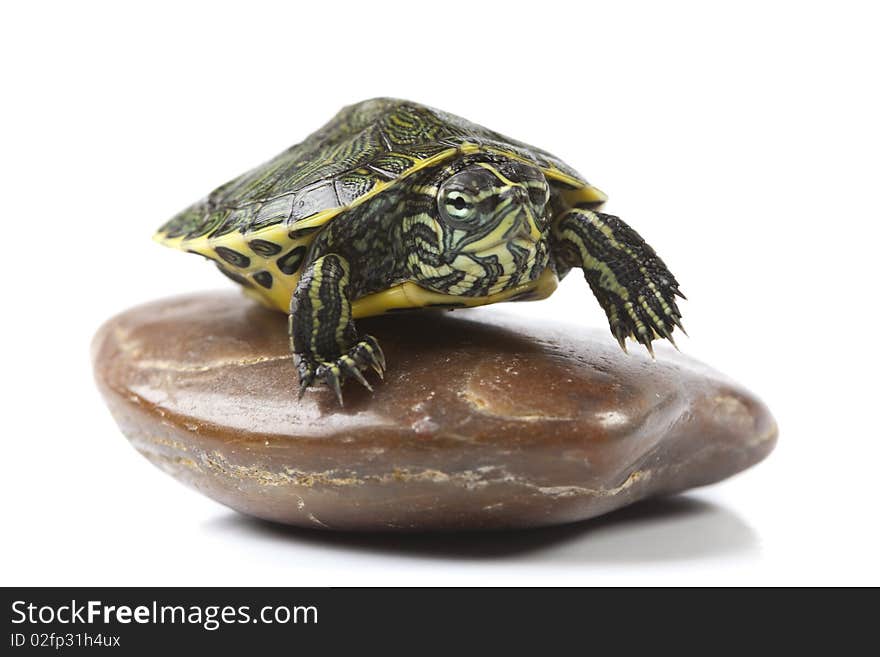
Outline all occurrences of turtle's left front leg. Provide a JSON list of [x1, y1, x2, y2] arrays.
[[551, 206, 685, 354], [290, 253, 385, 405]]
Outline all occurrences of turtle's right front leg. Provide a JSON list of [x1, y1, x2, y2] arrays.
[[550, 207, 685, 354], [290, 253, 385, 405]]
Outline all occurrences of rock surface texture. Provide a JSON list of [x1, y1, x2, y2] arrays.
[[92, 292, 777, 531]]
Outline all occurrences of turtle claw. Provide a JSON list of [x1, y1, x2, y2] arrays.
[[352, 334, 386, 379], [295, 335, 386, 405], [603, 287, 685, 357], [296, 360, 315, 400], [341, 355, 373, 392], [613, 329, 628, 354], [313, 363, 345, 406], [672, 316, 688, 336], [330, 377, 344, 407]]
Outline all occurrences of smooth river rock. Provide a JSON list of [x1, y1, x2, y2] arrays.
[[92, 292, 777, 531]]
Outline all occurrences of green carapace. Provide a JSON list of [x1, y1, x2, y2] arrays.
[[156, 98, 685, 404]]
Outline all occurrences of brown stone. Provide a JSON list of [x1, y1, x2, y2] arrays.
[[91, 292, 777, 531]]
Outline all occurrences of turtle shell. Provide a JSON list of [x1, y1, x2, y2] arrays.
[[155, 98, 606, 312]]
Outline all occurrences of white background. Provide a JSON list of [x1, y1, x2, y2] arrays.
[[2, 1, 878, 586]]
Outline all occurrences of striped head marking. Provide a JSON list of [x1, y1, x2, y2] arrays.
[[407, 157, 551, 297], [438, 160, 549, 250]]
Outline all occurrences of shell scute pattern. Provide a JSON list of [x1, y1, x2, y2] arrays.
[[290, 182, 339, 223], [253, 270, 274, 289], [156, 98, 602, 311], [248, 239, 283, 257], [213, 205, 256, 239], [335, 171, 378, 205], [276, 246, 308, 276], [214, 246, 250, 268], [249, 195, 296, 232], [158, 98, 582, 244], [368, 153, 417, 179]]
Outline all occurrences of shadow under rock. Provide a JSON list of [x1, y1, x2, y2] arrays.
[[207, 495, 758, 564]]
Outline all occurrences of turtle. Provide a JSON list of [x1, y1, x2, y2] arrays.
[[156, 98, 685, 404]]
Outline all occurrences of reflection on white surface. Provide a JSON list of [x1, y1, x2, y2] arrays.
[[205, 494, 758, 565]]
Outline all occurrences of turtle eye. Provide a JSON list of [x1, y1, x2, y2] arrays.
[[439, 190, 478, 226]]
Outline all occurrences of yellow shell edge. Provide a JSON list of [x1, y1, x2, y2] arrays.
[[152, 141, 597, 314]]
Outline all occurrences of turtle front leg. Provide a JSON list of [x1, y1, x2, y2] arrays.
[[551, 207, 685, 354], [290, 253, 385, 405]]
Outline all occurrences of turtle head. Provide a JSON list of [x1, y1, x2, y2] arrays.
[[407, 157, 551, 296], [437, 160, 549, 250]]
